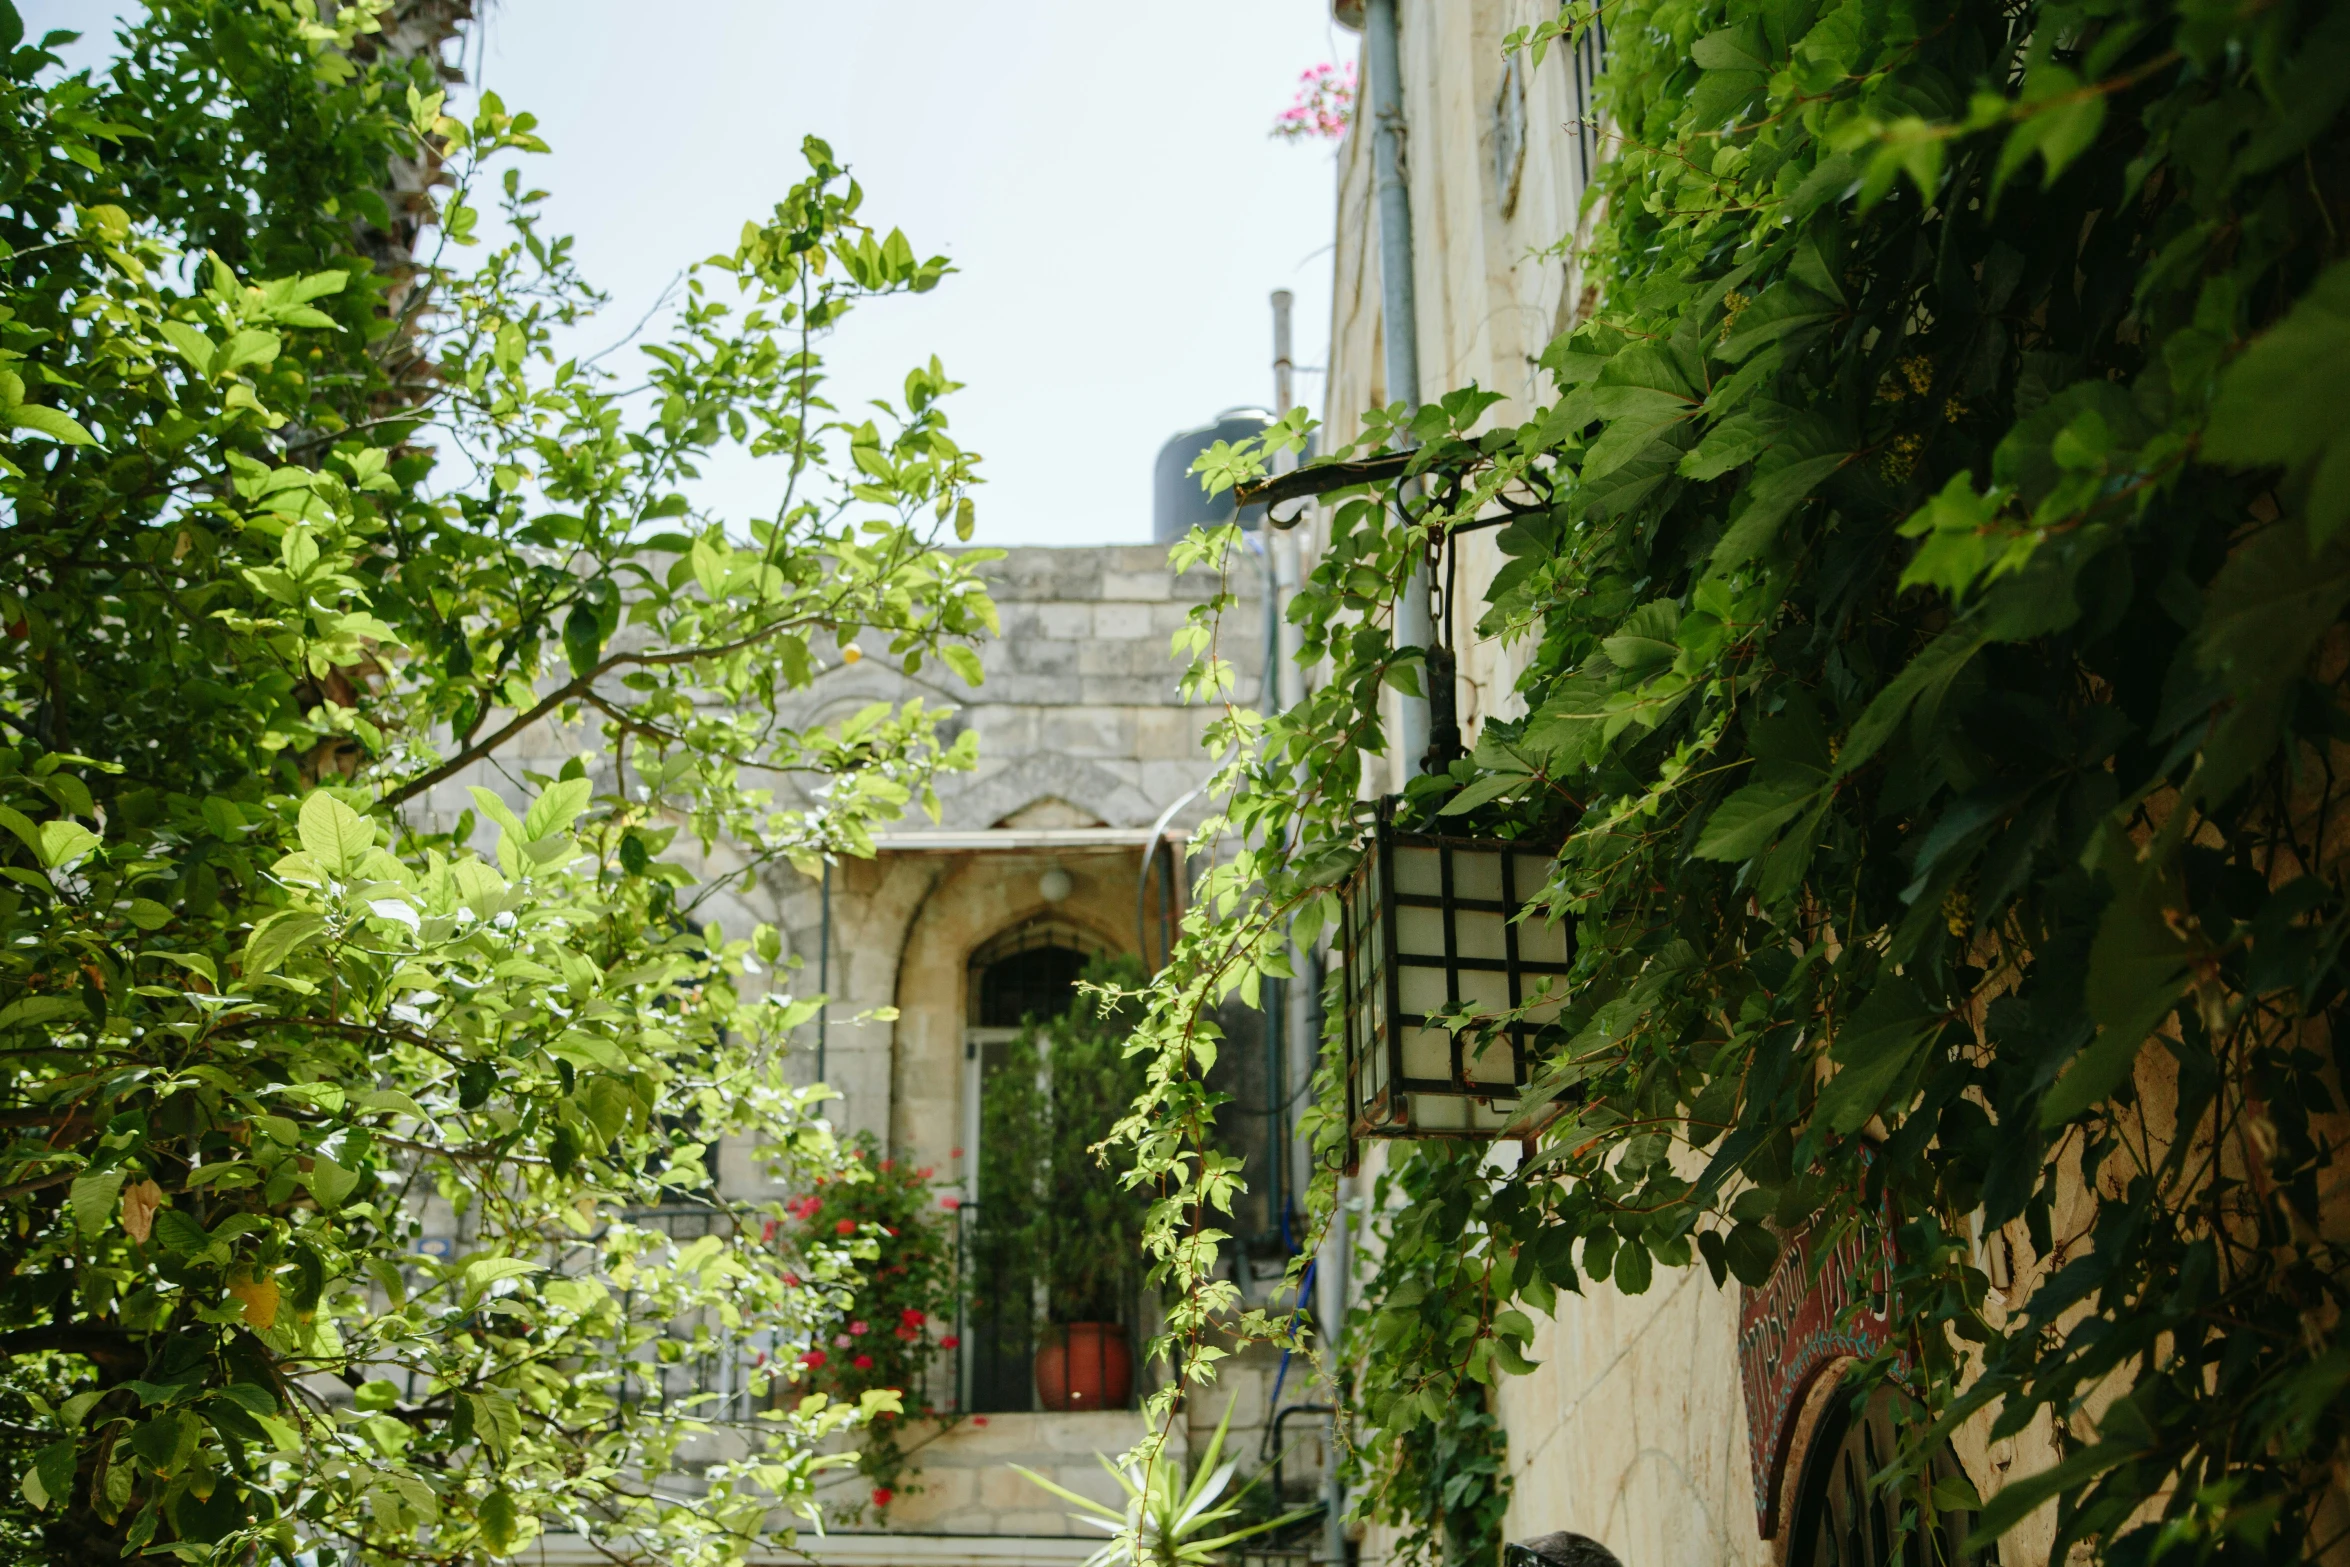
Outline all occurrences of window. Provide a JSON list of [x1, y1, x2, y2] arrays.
[[1788, 1388, 1993, 1566]]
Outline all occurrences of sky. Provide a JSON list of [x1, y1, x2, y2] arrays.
[[27, 2, 1352, 547]]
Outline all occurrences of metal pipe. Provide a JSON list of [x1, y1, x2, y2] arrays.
[[1363, 0, 1431, 788], [1270, 1401, 1337, 1513], [816, 858, 830, 1089], [1317, 1174, 1352, 1567]]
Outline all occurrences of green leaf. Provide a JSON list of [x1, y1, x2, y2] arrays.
[[298, 792, 374, 876], [941, 644, 984, 687], [20, 1438, 74, 1511], [243, 910, 329, 975], [2203, 261, 2350, 543], [301, 1153, 358, 1211], [1694, 777, 1822, 862], [522, 777, 593, 842], [8, 404, 95, 445], [36, 819, 100, 869], [1713, 452, 1849, 566], [1723, 1221, 1780, 1286], [1817, 976, 1939, 1133], [70, 1167, 126, 1238], [0, 995, 89, 1030], [1835, 628, 1986, 780], [1717, 282, 1840, 363], [480, 1488, 521, 1553]]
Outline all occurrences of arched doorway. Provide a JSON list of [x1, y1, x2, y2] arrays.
[[1787, 1387, 1992, 1566], [961, 919, 1111, 1412]]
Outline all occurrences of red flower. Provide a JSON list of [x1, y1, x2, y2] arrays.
[[853, 1353, 874, 1370], [879, 1158, 895, 1171], [939, 1195, 961, 1211], [915, 1165, 934, 1179], [940, 1335, 960, 1349], [872, 1487, 893, 1507], [972, 1415, 987, 1426], [800, 1349, 827, 1368], [900, 1307, 926, 1326], [836, 1218, 857, 1235], [788, 1196, 821, 1220], [950, 1146, 963, 1159]]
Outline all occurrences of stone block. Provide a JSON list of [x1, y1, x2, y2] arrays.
[[1009, 639, 1081, 679], [997, 1510, 1072, 1536], [1042, 708, 1133, 757], [1101, 569, 1174, 601], [1133, 708, 1191, 761], [979, 1466, 1039, 1510], [1035, 603, 1094, 639]]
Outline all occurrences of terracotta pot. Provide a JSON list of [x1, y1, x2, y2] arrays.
[[1034, 1321, 1133, 1411]]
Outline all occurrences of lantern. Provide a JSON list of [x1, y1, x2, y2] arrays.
[[1338, 804, 1575, 1141]]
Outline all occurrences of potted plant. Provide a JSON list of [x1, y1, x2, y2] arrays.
[[972, 956, 1151, 1410], [783, 1132, 962, 1520], [1013, 1398, 1319, 1567]]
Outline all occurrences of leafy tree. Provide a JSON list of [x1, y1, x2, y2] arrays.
[[1122, 0, 2350, 1561], [0, 2, 995, 1562]]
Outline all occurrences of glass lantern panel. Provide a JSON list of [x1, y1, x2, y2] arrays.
[[1467, 1035, 1517, 1086], [1511, 854, 1553, 902], [1396, 906, 1447, 960], [1471, 1097, 1517, 1131], [1392, 845, 1442, 897], [1455, 910, 1508, 961], [1362, 1030, 1387, 1097], [1456, 967, 1510, 1016], [1517, 916, 1571, 965], [1397, 965, 1449, 1017], [1406, 1092, 1473, 1132], [1452, 848, 1504, 902], [1399, 1026, 1452, 1083], [1522, 990, 1566, 1025]]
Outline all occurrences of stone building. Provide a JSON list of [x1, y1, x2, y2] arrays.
[[441, 541, 1312, 1563]]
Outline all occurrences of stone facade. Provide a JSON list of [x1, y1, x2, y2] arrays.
[[429, 542, 1302, 1562]]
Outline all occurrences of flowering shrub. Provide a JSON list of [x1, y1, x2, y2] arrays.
[[785, 1133, 961, 1520], [1271, 60, 1354, 142]]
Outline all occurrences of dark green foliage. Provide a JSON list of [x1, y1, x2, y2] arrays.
[[974, 956, 1152, 1326], [1141, 0, 2350, 1558]]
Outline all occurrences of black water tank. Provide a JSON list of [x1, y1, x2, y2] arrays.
[[1153, 407, 1275, 543]]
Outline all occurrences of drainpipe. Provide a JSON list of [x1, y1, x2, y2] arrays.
[[816, 858, 830, 1089], [1271, 290, 1316, 1249], [1363, 0, 1431, 789]]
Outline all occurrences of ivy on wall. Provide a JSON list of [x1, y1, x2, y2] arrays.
[[1114, 0, 2350, 1560]]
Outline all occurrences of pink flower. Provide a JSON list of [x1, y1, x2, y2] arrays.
[[781, 1271, 801, 1288], [853, 1353, 874, 1370], [848, 1320, 868, 1336], [800, 1349, 827, 1368], [939, 1195, 961, 1211], [834, 1333, 853, 1348], [788, 1196, 821, 1220]]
